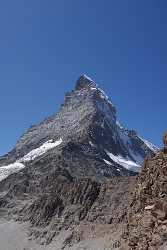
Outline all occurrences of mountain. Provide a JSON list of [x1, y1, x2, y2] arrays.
[[0, 75, 157, 182], [0, 75, 159, 250]]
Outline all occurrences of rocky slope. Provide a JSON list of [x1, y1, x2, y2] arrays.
[[0, 163, 136, 249], [125, 138, 167, 250]]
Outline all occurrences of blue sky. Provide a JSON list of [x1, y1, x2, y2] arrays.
[[0, 0, 166, 155]]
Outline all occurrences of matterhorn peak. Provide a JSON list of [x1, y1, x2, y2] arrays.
[[0, 74, 157, 180], [75, 74, 97, 90], [0, 74, 160, 250]]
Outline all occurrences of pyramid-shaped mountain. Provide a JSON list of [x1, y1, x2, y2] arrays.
[[0, 75, 157, 181]]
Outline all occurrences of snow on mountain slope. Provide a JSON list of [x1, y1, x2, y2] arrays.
[[0, 138, 63, 182], [0, 162, 25, 182], [20, 138, 63, 162], [105, 150, 141, 172], [138, 136, 158, 152]]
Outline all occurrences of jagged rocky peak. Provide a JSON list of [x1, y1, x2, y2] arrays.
[[75, 74, 97, 90], [74, 74, 116, 116], [0, 75, 158, 182]]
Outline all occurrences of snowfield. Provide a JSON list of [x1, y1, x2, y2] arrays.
[[105, 150, 141, 172], [138, 136, 158, 152], [0, 162, 25, 182], [0, 138, 63, 182], [20, 138, 63, 162]]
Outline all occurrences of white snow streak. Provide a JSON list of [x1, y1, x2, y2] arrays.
[[0, 162, 25, 182], [83, 74, 94, 82], [138, 136, 158, 152], [103, 159, 113, 165], [105, 150, 141, 172], [0, 138, 63, 182], [145, 204, 155, 210], [20, 138, 63, 162]]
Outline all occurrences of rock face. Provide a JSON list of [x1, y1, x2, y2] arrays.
[[0, 75, 157, 181], [127, 142, 167, 250]]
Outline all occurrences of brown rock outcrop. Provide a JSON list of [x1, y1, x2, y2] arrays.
[[127, 138, 167, 250]]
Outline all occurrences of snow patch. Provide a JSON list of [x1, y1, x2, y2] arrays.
[[145, 204, 155, 210], [103, 159, 113, 166], [138, 136, 158, 152], [83, 74, 94, 82], [97, 87, 109, 100], [103, 159, 121, 172], [0, 162, 25, 182], [0, 138, 63, 182], [105, 150, 141, 172], [20, 138, 63, 162], [89, 141, 96, 147]]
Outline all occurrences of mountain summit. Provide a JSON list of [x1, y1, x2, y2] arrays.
[[0, 75, 157, 181], [75, 74, 97, 90]]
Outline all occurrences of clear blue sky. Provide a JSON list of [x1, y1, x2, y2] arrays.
[[0, 0, 166, 155]]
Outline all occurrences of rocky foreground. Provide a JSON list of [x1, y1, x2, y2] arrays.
[[0, 162, 136, 249], [0, 143, 167, 249], [126, 147, 167, 250]]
